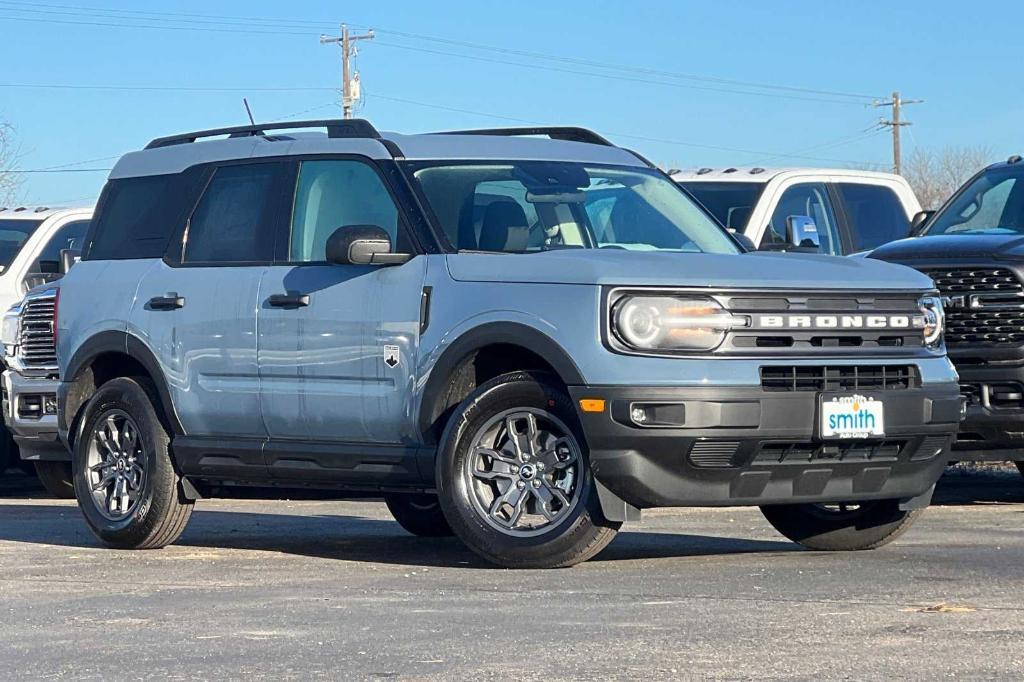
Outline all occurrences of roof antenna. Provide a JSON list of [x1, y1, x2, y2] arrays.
[[243, 98, 256, 126]]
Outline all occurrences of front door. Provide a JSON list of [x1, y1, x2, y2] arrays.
[[258, 159, 425, 483]]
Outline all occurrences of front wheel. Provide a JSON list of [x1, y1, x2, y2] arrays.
[[437, 371, 620, 569], [761, 500, 923, 551], [73, 377, 194, 549], [34, 461, 75, 498]]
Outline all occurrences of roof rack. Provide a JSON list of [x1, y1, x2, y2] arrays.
[[435, 126, 615, 147], [145, 119, 381, 150], [1008, 154, 1022, 165]]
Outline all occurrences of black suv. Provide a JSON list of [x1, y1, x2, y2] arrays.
[[870, 156, 1024, 477]]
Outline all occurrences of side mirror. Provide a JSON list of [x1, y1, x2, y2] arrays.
[[325, 225, 411, 266], [786, 215, 820, 250], [60, 248, 81, 274], [909, 210, 935, 236], [728, 229, 756, 251]]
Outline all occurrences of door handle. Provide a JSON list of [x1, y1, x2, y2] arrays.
[[267, 293, 310, 308], [148, 294, 185, 311]]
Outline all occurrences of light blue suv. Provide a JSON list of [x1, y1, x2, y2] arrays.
[[55, 120, 961, 568]]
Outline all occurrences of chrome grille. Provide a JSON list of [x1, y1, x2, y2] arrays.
[[920, 267, 1024, 347], [18, 294, 57, 367]]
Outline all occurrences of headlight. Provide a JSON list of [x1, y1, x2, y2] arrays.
[[1, 304, 20, 351], [610, 293, 747, 352], [918, 296, 944, 347]]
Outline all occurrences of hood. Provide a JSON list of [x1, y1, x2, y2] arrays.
[[869, 234, 1024, 262], [445, 249, 935, 291]]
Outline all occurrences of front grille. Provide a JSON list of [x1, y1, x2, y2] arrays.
[[760, 365, 917, 392], [688, 441, 739, 468], [18, 294, 57, 367], [755, 440, 906, 463], [920, 267, 1024, 347]]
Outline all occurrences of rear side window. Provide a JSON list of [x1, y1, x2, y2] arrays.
[[85, 176, 176, 260], [836, 183, 909, 252], [183, 163, 285, 264]]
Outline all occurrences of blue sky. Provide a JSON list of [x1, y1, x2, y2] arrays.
[[2, 0, 1021, 206]]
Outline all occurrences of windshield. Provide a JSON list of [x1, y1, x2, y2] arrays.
[[0, 219, 43, 270], [926, 166, 1024, 235], [677, 181, 766, 230], [406, 161, 739, 255]]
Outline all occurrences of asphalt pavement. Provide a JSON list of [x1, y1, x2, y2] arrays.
[[0, 466, 1021, 680]]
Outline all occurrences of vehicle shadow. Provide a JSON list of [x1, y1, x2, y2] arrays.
[[0, 502, 797, 568], [933, 467, 1024, 506]]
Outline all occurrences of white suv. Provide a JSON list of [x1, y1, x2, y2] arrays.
[[672, 168, 921, 255]]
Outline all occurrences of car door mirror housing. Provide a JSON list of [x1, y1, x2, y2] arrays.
[[785, 215, 821, 250], [727, 228, 756, 251], [60, 248, 82, 274], [909, 210, 935, 236], [325, 225, 411, 266]]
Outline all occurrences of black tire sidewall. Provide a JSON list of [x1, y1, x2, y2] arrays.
[[384, 493, 454, 537], [73, 377, 178, 545], [34, 461, 75, 499], [437, 372, 615, 567]]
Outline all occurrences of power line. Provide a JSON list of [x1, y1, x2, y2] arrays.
[[0, 83, 337, 92]]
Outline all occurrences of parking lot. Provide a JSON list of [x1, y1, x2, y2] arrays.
[[0, 466, 1019, 680]]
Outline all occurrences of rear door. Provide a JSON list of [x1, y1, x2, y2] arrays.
[[257, 158, 426, 483], [132, 160, 291, 448]]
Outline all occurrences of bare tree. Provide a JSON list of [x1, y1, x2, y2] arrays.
[[903, 145, 992, 210], [0, 122, 22, 206]]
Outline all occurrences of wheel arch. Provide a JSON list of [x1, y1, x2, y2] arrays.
[[62, 331, 182, 450], [417, 322, 585, 445]]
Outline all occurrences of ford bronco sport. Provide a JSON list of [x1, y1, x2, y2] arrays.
[[56, 120, 960, 568]]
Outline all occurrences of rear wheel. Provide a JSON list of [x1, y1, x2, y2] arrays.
[[73, 377, 193, 549], [437, 371, 620, 568], [34, 461, 75, 498], [761, 500, 923, 551], [384, 493, 454, 537]]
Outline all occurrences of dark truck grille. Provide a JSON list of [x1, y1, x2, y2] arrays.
[[760, 365, 917, 392], [920, 267, 1024, 347], [19, 294, 57, 367]]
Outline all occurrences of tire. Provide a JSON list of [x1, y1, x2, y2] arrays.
[[1016, 461, 1024, 480], [34, 461, 75, 499], [384, 493, 454, 537], [436, 371, 620, 569], [0, 423, 16, 473], [761, 500, 924, 551], [73, 377, 193, 549]]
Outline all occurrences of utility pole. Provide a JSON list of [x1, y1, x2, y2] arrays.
[[874, 91, 923, 175], [320, 24, 375, 119]]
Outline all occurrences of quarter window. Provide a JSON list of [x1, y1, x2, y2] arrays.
[[289, 160, 403, 262], [768, 183, 842, 255], [183, 163, 284, 264], [836, 183, 909, 251], [86, 175, 176, 260]]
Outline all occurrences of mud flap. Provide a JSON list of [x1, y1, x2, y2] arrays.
[[594, 478, 641, 523], [898, 484, 935, 511]]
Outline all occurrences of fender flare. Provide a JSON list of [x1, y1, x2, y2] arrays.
[[61, 330, 184, 442], [417, 321, 585, 438]]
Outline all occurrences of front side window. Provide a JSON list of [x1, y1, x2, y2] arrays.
[[677, 181, 767, 230], [767, 183, 842, 255], [836, 183, 909, 251], [926, 167, 1024, 235], [183, 163, 284, 264], [0, 219, 42, 271], [35, 219, 90, 271], [290, 160, 402, 262], [407, 161, 738, 255]]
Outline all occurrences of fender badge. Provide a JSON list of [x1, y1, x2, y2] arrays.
[[384, 345, 400, 368]]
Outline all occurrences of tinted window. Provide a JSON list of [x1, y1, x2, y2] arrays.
[[86, 175, 177, 260], [0, 219, 41, 268], [290, 160, 403, 262], [184, 163, 284, 264], [34, 220, 89, 271], [836, 183, 909, 251], [927, 167, 1024, 235], [677, 181, 766, 229], [768, 183, 842, 255]]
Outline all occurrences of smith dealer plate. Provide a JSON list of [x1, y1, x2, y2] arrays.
[[821, 394, 885, 439]]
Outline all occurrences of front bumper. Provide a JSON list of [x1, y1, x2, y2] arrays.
[[2, 370, 67, 461], [570, 382, 962, 509], [953, 361, 1024, 461]]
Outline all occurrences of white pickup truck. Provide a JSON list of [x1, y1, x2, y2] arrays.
[[672, 167, 921, 255], [0, 206, 92, 496]]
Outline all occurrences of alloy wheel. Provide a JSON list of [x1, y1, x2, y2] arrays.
[[85, 410, 146, 521]]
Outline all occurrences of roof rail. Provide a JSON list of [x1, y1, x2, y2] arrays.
[[435, 126, 615, 147], [144, 119, 381, 150], [1008, 154, 1022, 165]]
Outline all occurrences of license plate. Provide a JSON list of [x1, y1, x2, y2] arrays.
[[821, 394, 885, 439]]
